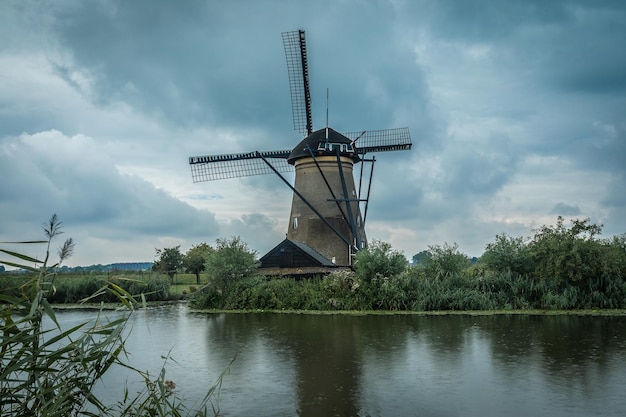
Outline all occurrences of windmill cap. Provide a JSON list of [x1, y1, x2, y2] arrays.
[[287, 127, 361, 164]]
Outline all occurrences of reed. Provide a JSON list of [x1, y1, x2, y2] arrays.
[[1, 215, 228, 416]]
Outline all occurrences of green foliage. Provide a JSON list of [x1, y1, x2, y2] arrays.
[[421, 242, 471, 279], [108, 354, 233, 417], [192, 219, 626, 312], [411, 250, 432, 265], [320, 270, 363, 310], [0, 273, 172, 304], [481, 233, 532, 275], [0, 215, 228, 416], [153, 246, 184, 282], [354, 240, 407, 283], [192, 274, 355, 311], [529, 217, 613, 284], [204, 236, 259, 291], [183, 243, 212, 284]]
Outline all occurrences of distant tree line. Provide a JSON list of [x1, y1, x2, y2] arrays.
[[152, 236, 258, 286], [0, 262, 153, 274]]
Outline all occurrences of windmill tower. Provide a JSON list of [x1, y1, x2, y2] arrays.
[[189, 30, 412, 271]]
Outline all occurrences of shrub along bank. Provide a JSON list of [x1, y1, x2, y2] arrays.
[[191, 267, 626, 312], [192, 217, 626, 311]]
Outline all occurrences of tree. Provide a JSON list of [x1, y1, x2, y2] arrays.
[[153, 246, 183, 283], [183, 242, 212, 284], [528, 217, 605, 284], [354, 240, 407, 283], [422, 242, 470, 279], [411, 250, 432, 265], [481, 233, 532, 275], [204, 236, 259, 291]]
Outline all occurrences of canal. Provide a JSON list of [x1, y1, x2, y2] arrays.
[[55, 304, 626, 416]]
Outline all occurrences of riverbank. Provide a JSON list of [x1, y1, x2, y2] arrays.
[[51, 300, 626, 316], [190, 306, 626, 316], [52, 300, 185, 311]]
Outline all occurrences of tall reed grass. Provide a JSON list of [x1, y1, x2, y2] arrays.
[[1, 215, 228, 416]]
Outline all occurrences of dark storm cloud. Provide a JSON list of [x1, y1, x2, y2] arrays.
[[442, 135, 520, 197], [0, 131, 218, 242], [1, 0, 625, 263], [550, 202, 581, 216], [47, 0, 299, 136], [47, 0, 431, 145], [414, 0, 620, 43]]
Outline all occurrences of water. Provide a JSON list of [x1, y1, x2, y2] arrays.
[[53, 305, 626, 417]]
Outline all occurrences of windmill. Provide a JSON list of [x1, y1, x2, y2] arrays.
[[189, 30, 412, 272]]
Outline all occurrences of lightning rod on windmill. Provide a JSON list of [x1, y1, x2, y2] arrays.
[[325, 88, 329, 149]]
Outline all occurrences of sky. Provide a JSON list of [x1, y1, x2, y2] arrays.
[[1, 0, 625, 268]]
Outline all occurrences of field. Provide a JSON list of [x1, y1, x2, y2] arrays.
[[0, 271, 207, 304], [168, 273, 207, 297]]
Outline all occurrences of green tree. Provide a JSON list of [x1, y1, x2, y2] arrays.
[[422, 242, 470, 279], [605, 233, 626, 274], [204, 236, 259, 291], [411, 250, 432, 265], [528, 216, 604, 284], [481, 233, 532, 275], [153, 246, 183, 283], [354, 240, 407, 283], [183, 242, 212, 284]]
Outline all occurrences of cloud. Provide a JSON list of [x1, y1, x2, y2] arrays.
[[550, 202, 582, 216], [0, 130, 218, 265], [1, 0, 625, 265]]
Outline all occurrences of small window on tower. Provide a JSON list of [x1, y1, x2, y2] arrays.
[[292, 216, 299, 229]]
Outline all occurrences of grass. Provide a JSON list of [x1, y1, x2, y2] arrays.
[[169, 273, 206, 298]]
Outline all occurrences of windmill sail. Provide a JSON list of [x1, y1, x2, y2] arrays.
[[282, 30, 313, 137], [189, 150, 292, 182], [188, 126, 412, 182], [344, 127, 412, 154]]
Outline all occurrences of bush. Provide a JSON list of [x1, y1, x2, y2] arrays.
[[205, 236, 259, 291], [481, 233, 532, 275], [354, 240, 407, 284], [528, 217, 601, 284], [421, 242, 471, 279], [190, 221, 626, 312], [527, 217, 626, 304]]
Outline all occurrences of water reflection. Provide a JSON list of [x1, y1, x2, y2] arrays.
[[52, 306, 626, 417], [271, 315, 363, 416]]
